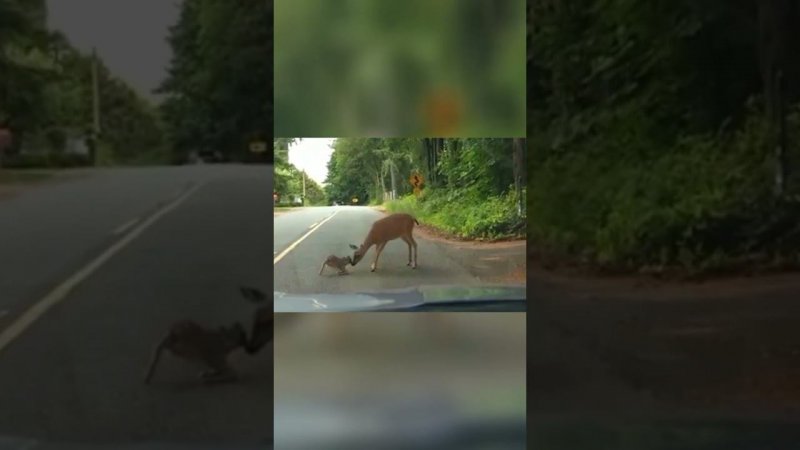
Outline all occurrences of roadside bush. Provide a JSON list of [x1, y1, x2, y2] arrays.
[[528, 100, 800, 274], [386, 187, 525, 240], [2, 152, 90, 169]]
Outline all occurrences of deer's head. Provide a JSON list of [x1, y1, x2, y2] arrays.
[[349, 244, 366, 265]]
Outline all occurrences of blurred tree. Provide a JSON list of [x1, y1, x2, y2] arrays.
[[159, 0, 270, 163]]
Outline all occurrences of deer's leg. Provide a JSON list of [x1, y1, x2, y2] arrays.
[[409, 235, 418, 269], [319, 261, 326, 275], [401, 236, 413, 266], [371, 242, 387, 272]]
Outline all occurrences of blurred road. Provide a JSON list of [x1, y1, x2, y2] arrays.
[[0, 165, 272, 445], [273, 206, 525, 295], [529, 271, 800, 423], [273, 313, 527, 449]]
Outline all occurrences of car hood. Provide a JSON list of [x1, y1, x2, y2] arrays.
[[273, 285, 526, 312], [0, 437, 270, 449]]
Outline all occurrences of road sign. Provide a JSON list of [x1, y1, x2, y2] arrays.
[[352, 197, 359, 204], [409, 172, 423, 188], [249, 141, 266, 153]]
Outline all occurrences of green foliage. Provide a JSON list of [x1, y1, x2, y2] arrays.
[[386, 188, 524, 240], [529, 1, 800, 273], [273, 139, 326, 205], [275, 0, 525, 136], [159, 0, 270, 163], [326, 137, 525, 238], [1, 3, 167, 167]]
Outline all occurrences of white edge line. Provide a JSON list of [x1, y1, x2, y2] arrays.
[[112, 218, 140, 235], [0, 182, 205, 354], [308, 222, 318, 229], [274, 211, 338, 265]]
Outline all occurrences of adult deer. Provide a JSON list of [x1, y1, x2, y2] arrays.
[[349, 213, 418, 272]]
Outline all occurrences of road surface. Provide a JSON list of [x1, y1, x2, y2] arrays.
[[528, 270, 800, 447], [273, 206, 526, 295], [530, 269, 800, 419], [0, 165, 272, 446]]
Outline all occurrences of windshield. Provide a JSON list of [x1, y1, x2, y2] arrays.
[[273, 138, 527, 310]]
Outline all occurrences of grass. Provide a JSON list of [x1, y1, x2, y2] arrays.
[[385, 188, 526, 240], [527, 101, 800, 276], [0, 169, 58, 185]]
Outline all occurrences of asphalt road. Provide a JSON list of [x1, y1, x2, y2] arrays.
[[529, 271, 800, 423], [0, 165, 272, 446], [273, 206, 524, 295]]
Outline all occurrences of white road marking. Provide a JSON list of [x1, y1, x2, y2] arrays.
[[112, 218, 140, 235], [0, 182, 205, 354], [274, 211, 339, 265], [308, 222, 318, 229]]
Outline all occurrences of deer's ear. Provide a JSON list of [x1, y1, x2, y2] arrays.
[[349, 244, 358, 250]]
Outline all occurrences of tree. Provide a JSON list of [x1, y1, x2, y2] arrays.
[[528, 0, 800, 270], [159, 0, 270, 163]]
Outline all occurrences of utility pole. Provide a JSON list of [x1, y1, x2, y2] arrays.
[[302, 170, 307, 205], [92, 48, 101, 135], [90, 47, 101, 165], [390, 163, 397, 200]]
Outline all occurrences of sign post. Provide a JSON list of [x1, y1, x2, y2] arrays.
[[250, 141, 266, 154], [409, 172, 424, 197]]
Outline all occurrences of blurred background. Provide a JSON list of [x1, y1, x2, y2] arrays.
[[273, 313, 526, 449], [274, 0, 526, 137]]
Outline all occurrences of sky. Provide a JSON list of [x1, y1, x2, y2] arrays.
[[288, 139, 336, 186], [46, 0, 180, 102]]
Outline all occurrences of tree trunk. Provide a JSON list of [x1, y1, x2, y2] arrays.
[[390, 162, 397, 199], [512, 138, 526, 217], [375, 172, 382, 204], [757, 0, 800, 196]]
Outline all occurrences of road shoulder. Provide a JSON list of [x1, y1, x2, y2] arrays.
[[0, 169, 88, 201], [371, 205, 526, 284], [532, 254, 800, 419]]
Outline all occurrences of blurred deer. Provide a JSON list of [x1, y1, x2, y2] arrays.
[[239, 286, 273, 354]]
